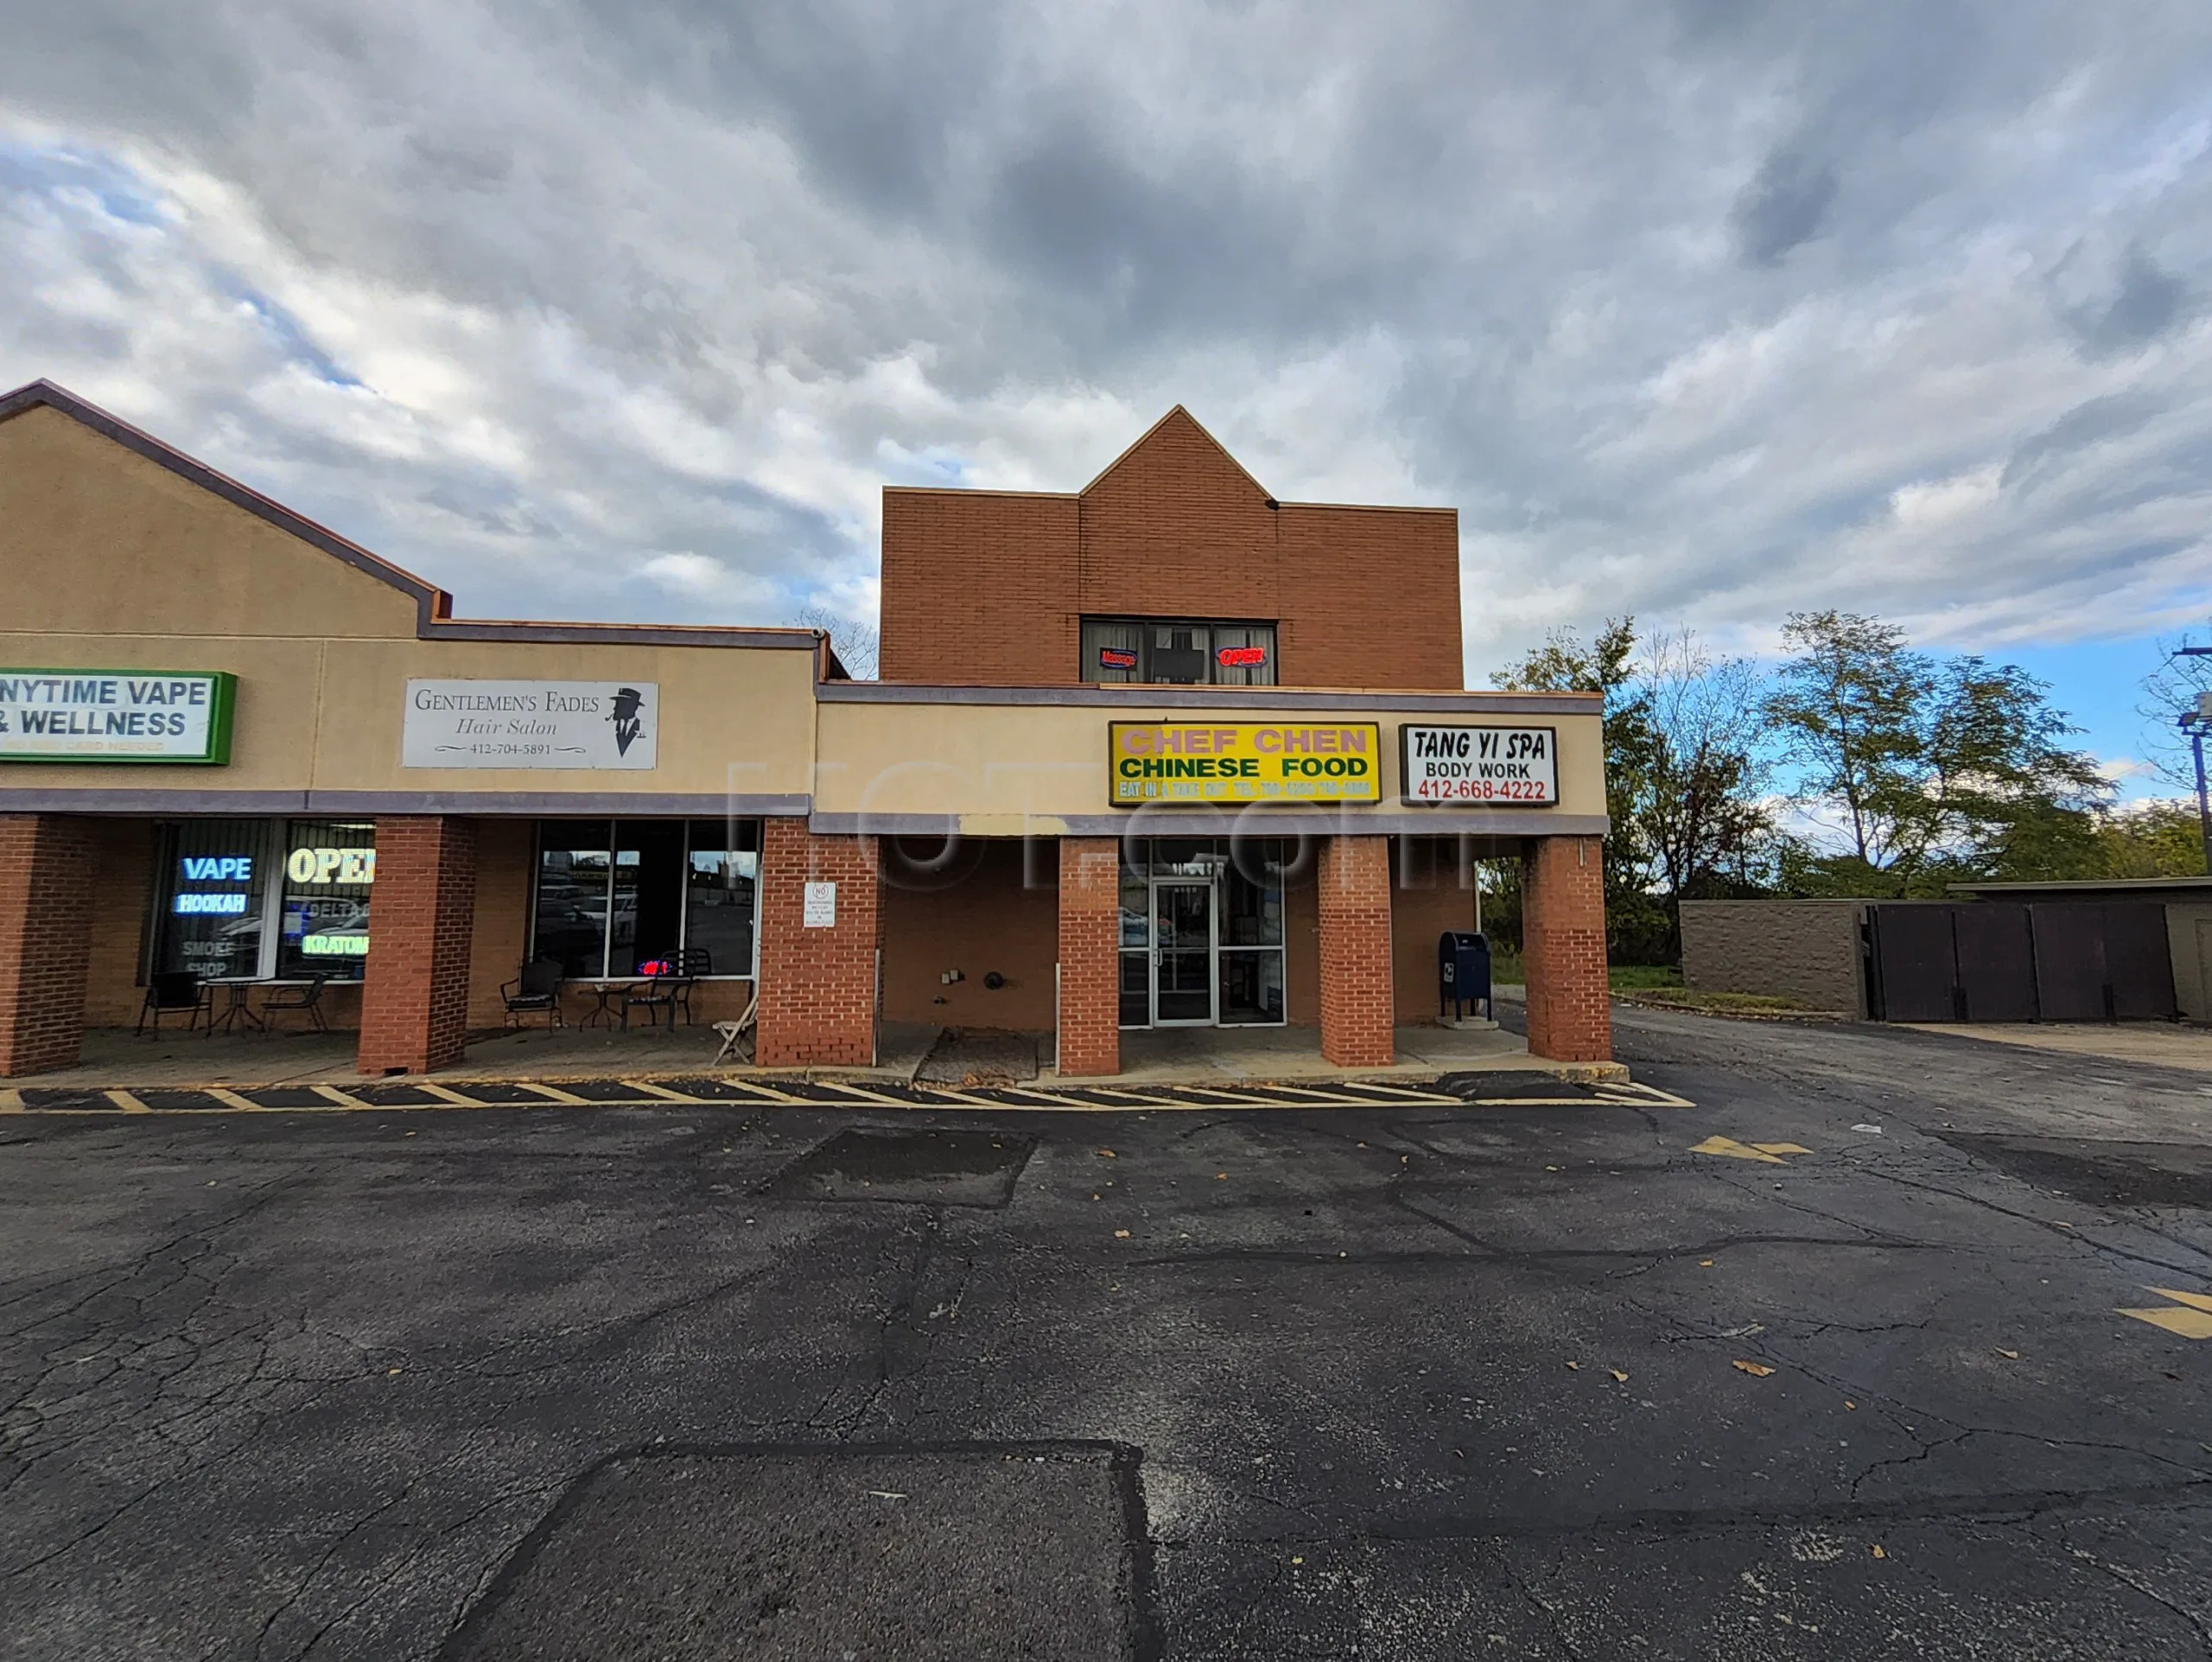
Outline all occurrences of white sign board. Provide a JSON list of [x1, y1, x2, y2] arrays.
[[803, 882, 838, 928], [0, 670, 233, 763], [1399, 724, 1559, 806], [403, 681, 658, 769]]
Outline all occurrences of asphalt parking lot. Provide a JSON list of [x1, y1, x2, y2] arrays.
[[3, 1009, 2210, 1659]]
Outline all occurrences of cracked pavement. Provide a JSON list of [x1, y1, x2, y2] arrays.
[[3, 1009, 2210, 1659]]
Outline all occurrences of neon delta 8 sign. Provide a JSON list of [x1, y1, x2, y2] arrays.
[[1398, 724, 1560, 806], [0, 671, 236, 763], [1109, 723, 1382, 805]]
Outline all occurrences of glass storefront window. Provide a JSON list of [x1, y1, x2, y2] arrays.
[[156, 821, 270, 980], [1116, 837, 1287, 1028], [1218, 951, 1285, 1025], [531, 819, 760, 977], [533, 821, 613, 976], [278, 820, 374, 979], [683, 818, 759, 977]]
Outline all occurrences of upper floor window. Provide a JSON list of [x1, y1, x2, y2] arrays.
[[1081, 618, 1278, 686]]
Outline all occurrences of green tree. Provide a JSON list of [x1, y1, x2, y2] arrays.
[[1493, 618, 1666, 959], [1766, 611, 2111, 892], [1638, 628, 1777, 905], [2094, 799, 2208, 877]]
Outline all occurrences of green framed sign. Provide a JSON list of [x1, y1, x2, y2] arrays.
[[0, 670, 237, 765]]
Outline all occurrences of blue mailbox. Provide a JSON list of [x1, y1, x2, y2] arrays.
[[1439, 931, 1491, 1022]]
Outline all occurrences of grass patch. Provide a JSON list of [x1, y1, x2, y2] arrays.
[[1607, 965, 1683, 990], [1615, 988, 1822, 1015]]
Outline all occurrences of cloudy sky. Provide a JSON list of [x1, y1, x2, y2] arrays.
[[4, 1, 2209, 787]]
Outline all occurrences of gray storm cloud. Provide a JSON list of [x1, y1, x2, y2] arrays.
[[1, 0, 2209, 671]]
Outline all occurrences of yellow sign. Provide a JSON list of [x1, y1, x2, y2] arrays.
[[1109, 722, 1383, 806]]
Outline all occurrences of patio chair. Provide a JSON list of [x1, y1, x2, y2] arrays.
[[260, 973, 331, 1034], [623, 948, 709, 1029], [713, 987, 759, 1065], [502, 958, 566, 1028], [137, 971, 208, 1035]]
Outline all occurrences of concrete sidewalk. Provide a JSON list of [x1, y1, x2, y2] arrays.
[[1900, 1020, 2212, 1073], [22, 1013, 1624, 1090]]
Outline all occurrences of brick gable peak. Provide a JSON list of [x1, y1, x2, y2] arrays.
[[1080, 405, 1276, 506]]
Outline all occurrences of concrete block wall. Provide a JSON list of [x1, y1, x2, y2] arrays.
[[1680, 901, 1867, 1016]]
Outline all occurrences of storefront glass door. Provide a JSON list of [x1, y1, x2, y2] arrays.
[[1152, 880, 1216, 1024]]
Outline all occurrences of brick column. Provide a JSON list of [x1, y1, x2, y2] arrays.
[[1318, 836, 1393, 1067], [0, 814, 97, 1077], [755, 819, 880, 1067], [1522, 835, 1612, 1062], [358, 817, 477, 1075], [1056, 837, 1121, 1077]]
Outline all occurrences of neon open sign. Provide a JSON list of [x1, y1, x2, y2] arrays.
[[1216, 646, 1267, 668], [286, 847, 377, 884]]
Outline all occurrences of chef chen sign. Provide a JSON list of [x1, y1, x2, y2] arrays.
[[0, 670, 236, 763], [404, 681, 658, 770], [1399, 724, 1558, 806]]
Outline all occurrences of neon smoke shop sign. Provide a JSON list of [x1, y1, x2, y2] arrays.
[[0, 671, 236, 764]]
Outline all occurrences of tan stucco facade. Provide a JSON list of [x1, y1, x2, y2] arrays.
[[1, 392, 1607, 835]]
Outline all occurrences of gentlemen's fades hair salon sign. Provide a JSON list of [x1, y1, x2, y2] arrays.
[[0, 671, 236, 763], [402, 681, 659, 770]]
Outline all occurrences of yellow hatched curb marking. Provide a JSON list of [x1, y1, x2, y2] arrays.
[[106, 1091, 152, 1114], [0, 1088, 24, 1114], [2118, 1288, 2212, 1340]]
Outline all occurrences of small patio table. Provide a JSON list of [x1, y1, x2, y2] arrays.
[[570, 977, 653, 1030], [200, 977, 317, 1035]]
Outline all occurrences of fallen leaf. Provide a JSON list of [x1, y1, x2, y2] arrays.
[[1290, 1556, 1304, 1566], [1699, 1259, 1714, 1267], [1610, 1369, 1629, 1383], [1566, 1361, 1580, 1371], [1845, 1400, 1858, 1410], [385, 1367, 403, 1376], [1097, 1149, 1116, 1158], [1113, 1229, 1130, 1239], [1996, 1348, 2019, 1360], [1091, 1193, 1102, 1200], [1732, 1360, 1775, 1378], [1215, 1173, 1228, 1180], [1872, 1544, 1887, 1559]]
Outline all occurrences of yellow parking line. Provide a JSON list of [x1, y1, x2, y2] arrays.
[[415, 1084, 486, 1106], [0, 1088, 23, 1114], [623, 1079, 705, 1102], [107, 1091, 151, 1114], [313, 1086, 367, 1108]]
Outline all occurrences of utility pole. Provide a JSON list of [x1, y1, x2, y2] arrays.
[[2178, 646, 2212, 877]]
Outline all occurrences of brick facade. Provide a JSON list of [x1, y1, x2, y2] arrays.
[[880, 841, 1059, 1029], [1316, 836, 1394, 1067], [1522, 836, 1611, 1063], [0, 813, 98, 1076], [1055, 837, 1121, 1076], [755, 818, 880, 1067], [357, 816, 478, 1075], [879, 408, 1461, 691]]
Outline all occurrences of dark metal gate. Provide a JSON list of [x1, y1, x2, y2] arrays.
[[1866, 902, 2176, 1023]]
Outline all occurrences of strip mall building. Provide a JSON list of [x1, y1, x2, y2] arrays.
[[0, 382, 1611, 1078]]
